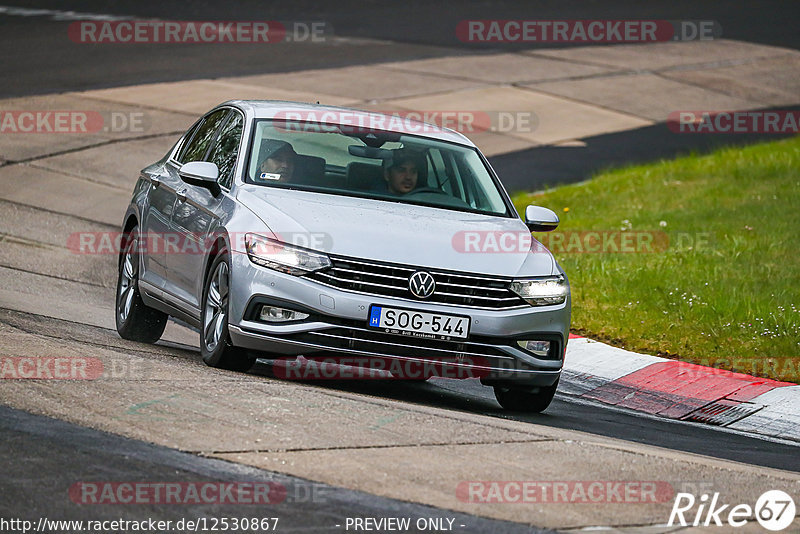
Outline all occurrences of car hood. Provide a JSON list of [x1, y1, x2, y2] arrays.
[[236, 186, 556, 278]]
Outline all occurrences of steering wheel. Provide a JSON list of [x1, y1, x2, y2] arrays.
[[406, 187, 448, 196]]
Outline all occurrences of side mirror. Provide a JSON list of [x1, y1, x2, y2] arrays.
[[525, 205, 559, 232], [179, 161, 221, 196]]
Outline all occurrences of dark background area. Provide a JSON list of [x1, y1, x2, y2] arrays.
[[2, 1, 798, 97]]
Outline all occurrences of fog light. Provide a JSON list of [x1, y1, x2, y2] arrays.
[[258, 305, 309, 323], [517, 340, 551, 357]]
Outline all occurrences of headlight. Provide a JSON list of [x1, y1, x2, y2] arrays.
[[510, 276, 568, 306], [245, 233, 331, 275]]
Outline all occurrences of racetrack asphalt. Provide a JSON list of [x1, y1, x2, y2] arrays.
[[0, 404, 550, 534]]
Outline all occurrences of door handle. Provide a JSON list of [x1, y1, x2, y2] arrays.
[[176, 188, 187, 202]]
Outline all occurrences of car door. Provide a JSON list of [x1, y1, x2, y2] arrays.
[[157, 108, 230, 314], [167, 108, 243, 312], [138, 133, 201, 289]]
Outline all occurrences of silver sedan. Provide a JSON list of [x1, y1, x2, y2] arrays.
[[115, 101, 570, 412]]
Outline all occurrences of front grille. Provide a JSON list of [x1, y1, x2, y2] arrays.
[[281, 325, 518, 366], [304, 256, 527, 310]]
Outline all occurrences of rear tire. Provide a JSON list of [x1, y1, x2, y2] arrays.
[[493, 378, 559, 413], [115, 227, 168, 343], [200, 252, 256, 372]]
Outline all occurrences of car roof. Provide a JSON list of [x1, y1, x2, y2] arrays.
[[221, 100, 476, 147]]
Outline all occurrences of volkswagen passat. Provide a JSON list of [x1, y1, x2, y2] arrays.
[[115, 101, 570, 412]]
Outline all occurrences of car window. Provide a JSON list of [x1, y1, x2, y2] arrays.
[[172, 118, 202, 161], [178, 109, 228, 164], [207, 111, 243, 189], [246, 119, 511, 216]]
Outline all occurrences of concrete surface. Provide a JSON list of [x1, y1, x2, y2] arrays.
[[527, 39, 800, 71], [0, 164, 129, 225], [375, 52, 613, 84], [216, 441, 800, 530], [0, 94, 192, 162], [32, 134, 178, 189], [0, 37, 788, 164], [76, 79, 358, 116], [661, 55, 800, 107], [526, 73, 761, 122], [4, 404, 552, 534], [385, 85, 653, 145], [54, 37, 797, 159], [229, 65, 487, 102]]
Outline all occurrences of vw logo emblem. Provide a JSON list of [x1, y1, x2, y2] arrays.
[[408, 271, 436, 299]]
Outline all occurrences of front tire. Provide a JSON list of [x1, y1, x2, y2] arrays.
[[200, 253, 255, 372], [115, 228, 168, 343], [493, 379, 559, 413]]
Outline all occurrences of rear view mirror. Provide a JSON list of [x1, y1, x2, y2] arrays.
[[179, 161, 220, 196], [525, 205, 559, 232], [348, 145, 392, 160]]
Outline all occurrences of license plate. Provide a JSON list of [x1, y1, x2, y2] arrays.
[[368, 305, 470, 340]]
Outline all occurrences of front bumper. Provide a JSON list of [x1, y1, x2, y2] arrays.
[[228, 252, 570, 385]]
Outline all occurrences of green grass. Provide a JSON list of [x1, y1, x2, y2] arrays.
[[512, 137, 800, 382]]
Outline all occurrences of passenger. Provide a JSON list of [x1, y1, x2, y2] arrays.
[[255, 139, 296, 183], [383, 148, 425, 195]]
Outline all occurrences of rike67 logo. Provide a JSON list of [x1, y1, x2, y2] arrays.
[[669, 490, 796, 531]]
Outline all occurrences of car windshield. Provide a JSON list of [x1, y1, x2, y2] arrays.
[[245, 119, 511, 216]]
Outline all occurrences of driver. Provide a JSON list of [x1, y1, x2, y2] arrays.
[[383, 148, 425, 195], [255, 139, 296, 183]]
